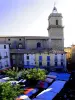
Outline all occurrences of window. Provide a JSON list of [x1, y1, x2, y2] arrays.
[[4, 45, 6, 49], [61, 54, 63, 57], [39, 56, 42, 61], [61, 62, 64, 66], [47, 62, 50, 66], [55, 62, 57, 66], [37, 42, 41, 48], [5, 61, 8, 67], [18, 43, 23, 49], [47, 56, 50, 61], [27, 61, 29, 65], [19, 39, 21, 41], [0, 53, 2, 59], [27, 56, 29, 60], [8, 38, 10, 41], [55, 54, 58, 62], [61, 54, 63, 62], [56, 20, 58, 25], [39, 62, 42, 66], [9, 43, 11, 48], [4, 52, 8, 58]]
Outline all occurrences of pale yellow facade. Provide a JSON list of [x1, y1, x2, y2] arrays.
[[35, 52, 66, 71]]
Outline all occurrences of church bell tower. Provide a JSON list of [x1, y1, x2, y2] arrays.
[[47, 6, 64, 51]]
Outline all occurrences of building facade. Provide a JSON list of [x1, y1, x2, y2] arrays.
[[0, 6, 66, 71], [64, 47, 72, 61], [0, 44, 11, 71]]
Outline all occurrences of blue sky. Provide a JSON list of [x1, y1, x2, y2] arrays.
[[0, 0, 74, 47]]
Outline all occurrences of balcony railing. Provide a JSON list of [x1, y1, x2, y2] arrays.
[[4, 56, 8, 58], [61, 59, 64, 62], [5, 65, 9, 67]]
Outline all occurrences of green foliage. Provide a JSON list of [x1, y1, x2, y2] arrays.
[[3, 69, 18, 79], [26, 68, 46, 81], [3, 68, 47, 81], [16, 68, 46, 81], [20, 69, 29, 79], [0, 82, 23, 100], [0, 68, 47, 99]]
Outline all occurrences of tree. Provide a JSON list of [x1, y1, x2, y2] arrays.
[[3, 69, 18, 79], [0, 82, 23, 100], [26, 68, 46, 81]]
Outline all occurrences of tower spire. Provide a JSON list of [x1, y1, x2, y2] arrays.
[[52, 2, 58, 13]]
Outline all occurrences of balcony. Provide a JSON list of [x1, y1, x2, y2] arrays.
[[4, 56, 8, 58], [5, 65, 9, 67], [61, 59, 64, 62]]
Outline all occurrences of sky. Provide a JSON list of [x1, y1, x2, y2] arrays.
[[0, 0, 74, 47]]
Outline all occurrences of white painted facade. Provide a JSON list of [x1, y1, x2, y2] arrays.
[[53, 53, 66, 70], [24, 54, 35, 66], [0, 44, 11, 70]]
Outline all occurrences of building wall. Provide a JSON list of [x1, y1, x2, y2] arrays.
[[48, 28, 63, 39], [71, 45, 75, 63], [5, 37, 25, 49], [49, 16, 62, 26], [24, 54, 35, 66], [64, 47, 72, 60], [48, 28, 64, 50], [0, 44, 11, 70], [11, 54, 24, 68], [48, 12, 64, 51], [35, 52, 66, 71], [26, 39, 48, 49], [0, 38, 6, 43], [0, 37, 49, 50]]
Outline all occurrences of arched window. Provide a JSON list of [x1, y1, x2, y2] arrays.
[[18, 43, 23, 49], [37, 42, 41, 48]]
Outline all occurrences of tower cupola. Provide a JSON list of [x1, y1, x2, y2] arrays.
[[52, 6, 58, 13]]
